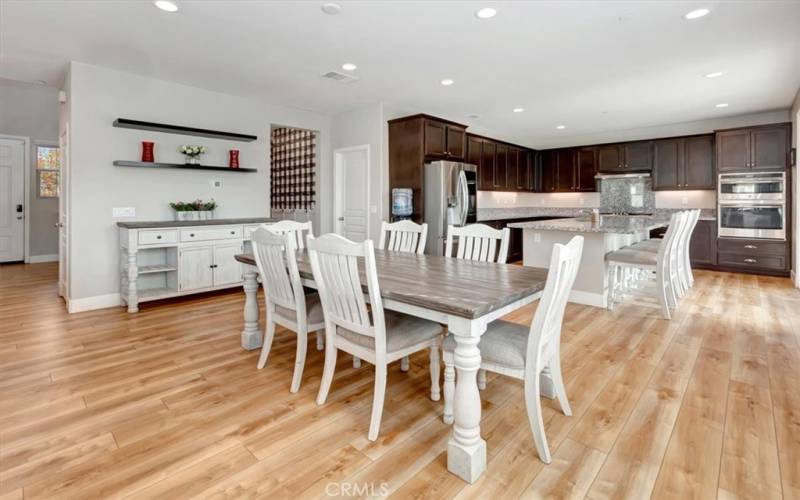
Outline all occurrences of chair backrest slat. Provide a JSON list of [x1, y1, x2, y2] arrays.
[[526, 235, 584, 376], [657, 211, 687, 273], [378, 220, 428, 255], [446, 224, 510, 263], [308, 234, 387, 348], [251, 227, 305, 318], [265, 220, 313, 250]]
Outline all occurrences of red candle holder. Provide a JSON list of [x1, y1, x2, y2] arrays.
[[229, 149, 240, 169], [141, 141, 154, 162]]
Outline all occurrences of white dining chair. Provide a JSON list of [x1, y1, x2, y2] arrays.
[[251, 227, 325, 393], [377, 219, 429, 372], [605, 211, 687, 319], [262, 219, 322, 351], [378, 220, 428, 254], [446, 223, 510, 263], [308, 233, 443, 441], [441, 235, 584, 464]]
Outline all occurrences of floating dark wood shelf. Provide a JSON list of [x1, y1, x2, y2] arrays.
[[114, 160, 257, 173], [113, 118, 257, 142]]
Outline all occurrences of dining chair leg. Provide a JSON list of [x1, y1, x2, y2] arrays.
[[316, 329, 338, 405], [256, 316, 276, 369], [315, 331, 324, 351], [429, 346, 440, 401], [442, 351, 455, 424], [550, 357, 571, 417], [606, 264, 616, 310], [400, 356, 410, 372], [657, 273, 672, 320], [290, 331, 308, 393], [368, 363, 388, 442], [477, 369, 486, 390], [353, 356, 361, 368], [524, 375, 552, 464]]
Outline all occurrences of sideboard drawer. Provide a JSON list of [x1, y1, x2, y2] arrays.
[[244, 224, 266, 240], [138, 230, 178, 246], [180, 226, 243, 242], [717, 238, 786, 257]]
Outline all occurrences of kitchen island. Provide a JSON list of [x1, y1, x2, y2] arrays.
[[507, 215, 668, 308]]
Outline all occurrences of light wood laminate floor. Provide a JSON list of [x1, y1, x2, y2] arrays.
[[1, 262, 799, 499]]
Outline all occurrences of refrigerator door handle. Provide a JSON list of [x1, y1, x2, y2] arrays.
[[459, 170, 469, 227]]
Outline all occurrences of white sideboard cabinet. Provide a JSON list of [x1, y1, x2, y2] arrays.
[[118, 218, 272, 312]]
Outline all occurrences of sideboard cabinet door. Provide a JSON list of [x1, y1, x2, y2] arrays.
[[213, 242, 245, 287], [180, 246, 214, 291]]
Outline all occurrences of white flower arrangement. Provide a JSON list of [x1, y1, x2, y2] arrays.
[[179, 145, 206, 157]]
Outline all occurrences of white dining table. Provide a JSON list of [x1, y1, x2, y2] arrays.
[[234, 249, 551, 483]]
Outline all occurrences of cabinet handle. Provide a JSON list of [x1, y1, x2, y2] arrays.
[[189, 233, 195, 237], [156, 235, 162, 239], [744, 258, 757, 264], [744, 244, 757, 249], [210, 264, 218, 268], [230, 231, 235, 235]]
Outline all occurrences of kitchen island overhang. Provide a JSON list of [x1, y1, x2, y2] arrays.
[[507, 216, 668, 308]]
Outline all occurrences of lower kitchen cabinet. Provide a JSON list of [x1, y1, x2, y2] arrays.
[[716, 237, 789, 274], [689, 220, 716, 267]]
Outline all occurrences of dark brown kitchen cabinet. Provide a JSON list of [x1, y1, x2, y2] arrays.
[[575, 147, 598, 191], [717, 123, 790, 172], [418, 116, 467, 161], [653, 134, 715, 190], [597, 141, 653, 172], [480, 140, 496, 190], [494, 143, 508, 189], [689, 219, 716, 268], [466, 135, 482, 168], [540, 150, 557, 192], [508, 147, 523, 190], [446, 126, 466, 159], [555, 149, 576, 192]]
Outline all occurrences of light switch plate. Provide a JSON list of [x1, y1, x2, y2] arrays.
[[681, 196, 689, 206], [112, 207, 136, 218], [210, 179, 223, 188]]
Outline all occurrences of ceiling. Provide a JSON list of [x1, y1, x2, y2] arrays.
[[2, 0, 799, 148]]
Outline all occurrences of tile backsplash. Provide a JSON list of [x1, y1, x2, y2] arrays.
[[599, 177, 655, 214]]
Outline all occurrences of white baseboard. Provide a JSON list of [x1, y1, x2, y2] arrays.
[[29, 254, 59, 263], [569, 289, 607, 308], [67, 293, 122, 313]]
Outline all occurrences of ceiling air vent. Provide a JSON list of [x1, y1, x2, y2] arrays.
[[321, 71, 359, 83]]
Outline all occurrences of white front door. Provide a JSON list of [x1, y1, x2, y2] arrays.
[[58, 127, 69, 298], [333, 145, 369, 242], [0, 138, 25, 263]]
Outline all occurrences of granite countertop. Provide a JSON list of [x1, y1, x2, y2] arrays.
[[479, 207, 716, 222], [117, 217, 275, 229], [507, 215, 668, 234]]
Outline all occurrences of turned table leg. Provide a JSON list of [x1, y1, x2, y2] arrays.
[[446, 316, 486, 484], [241, 267, 262, 350], [127, 250, 139, 313]]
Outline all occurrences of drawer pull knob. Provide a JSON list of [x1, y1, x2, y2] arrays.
[[156, 235, 162, 239], [230, 231, 235, 235], [744, 258, 757, 264], [190, 233, 195, 237], [744, 244, 757, 249]]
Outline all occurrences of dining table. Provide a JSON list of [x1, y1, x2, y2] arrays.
[[234, 249, 549, 483]]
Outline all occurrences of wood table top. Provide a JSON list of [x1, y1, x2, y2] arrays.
[[235, 249, 547, 319]]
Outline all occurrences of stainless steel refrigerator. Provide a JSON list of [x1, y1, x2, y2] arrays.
[[423, 161, 478, 255]]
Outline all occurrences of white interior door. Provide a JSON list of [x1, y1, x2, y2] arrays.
[[58, 127, 69, 297], [333, 145, 369, 242], [0, 138, 25, 263]]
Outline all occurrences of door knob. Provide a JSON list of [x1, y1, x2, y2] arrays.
[[337, 217, 344, 221]]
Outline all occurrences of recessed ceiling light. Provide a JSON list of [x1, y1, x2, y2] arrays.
[[153, 0, 179, 12], [321, 2, 341, 15], [513, 108, 524, 113], [440, 79, 454, 86], [556, 125, 566, 130], [684, 8, 710, 19], [715, 103, 729, 108], [341, 63, 357, 71], [475, 7, 497, 19], [704, 71, 724, 78]]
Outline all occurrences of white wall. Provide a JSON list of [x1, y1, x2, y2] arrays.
[[64, 62, 331, 305], [791, 88, 799, 286], [0, 78, 59, 259]]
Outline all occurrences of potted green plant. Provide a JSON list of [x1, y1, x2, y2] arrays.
[[179, 145, 206, 165], [169, 201, 197, 221]]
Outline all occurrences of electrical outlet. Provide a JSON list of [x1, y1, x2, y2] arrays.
[[579, 197, 585, 205], [210, 179, 223, 189], [681, 196, 689, 206], [112, 207, 135, 218]]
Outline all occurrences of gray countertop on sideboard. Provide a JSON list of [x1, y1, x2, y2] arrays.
[[507, 215, 668, 234], [117, 217, 275, 229]]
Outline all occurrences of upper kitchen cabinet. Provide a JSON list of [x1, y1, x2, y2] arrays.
[[597, 141, 653, 172], [653, 134, 715, 190], [479, 139, 497, 190], [466, 133, 536, 192], [422, 116, 466, 160], [575, 147, 598, 191], [716, 123, 791, 172], [494, 143, 509, 189], [555, 149, 576, 192]]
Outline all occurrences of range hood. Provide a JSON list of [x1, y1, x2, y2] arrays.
[[594, 172, 651, 180]]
